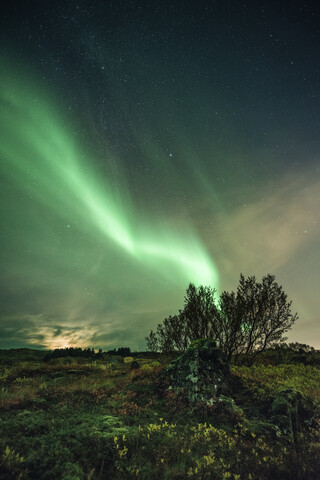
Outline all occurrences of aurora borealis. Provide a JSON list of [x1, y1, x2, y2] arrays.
[[1, 1, 319, 350]]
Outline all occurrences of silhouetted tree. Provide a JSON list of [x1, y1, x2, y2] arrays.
[[107, 347, 132, 356], [288, 342, 315, 353], [218, 274, 298, 362], [146, 274, 298, 362], [146, 283, 219, 354], [44, 347, 99, 361], [116, 347, 131, 356]]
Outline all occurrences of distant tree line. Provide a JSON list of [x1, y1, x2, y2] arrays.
[[146, 274, 298, 363], [106, 347, 131, 356], [44, 347, 103, 361], [43, 346, 133, 361]]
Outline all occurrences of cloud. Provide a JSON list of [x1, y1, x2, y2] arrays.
[[0, 315, 47, 349], [206, 174, 320, 283], [1, 167, 319, 350]]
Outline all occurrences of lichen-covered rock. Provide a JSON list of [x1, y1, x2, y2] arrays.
[[164, 338, 230, 404]]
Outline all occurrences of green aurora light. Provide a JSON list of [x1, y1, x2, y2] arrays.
[[1, 3, 320, 351], [0, 62, 219, 294]]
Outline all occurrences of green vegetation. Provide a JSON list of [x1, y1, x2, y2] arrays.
[[1, 347, 320, 479]]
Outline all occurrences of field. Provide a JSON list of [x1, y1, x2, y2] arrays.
[[1, 349, 320, 480]]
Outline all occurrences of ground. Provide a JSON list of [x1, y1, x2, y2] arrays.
[[0, 349, 320, 479]]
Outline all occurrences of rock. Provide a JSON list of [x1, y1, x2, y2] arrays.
[[164, 338, 230, 404], [130, 360, 140, 370]]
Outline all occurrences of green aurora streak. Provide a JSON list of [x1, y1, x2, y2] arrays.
[[0, 63, 219, 292]]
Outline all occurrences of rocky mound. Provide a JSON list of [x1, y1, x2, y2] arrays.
[[164, 338, 230, 404]]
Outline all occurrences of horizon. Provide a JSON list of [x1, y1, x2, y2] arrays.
[[1, 340, 319, 354]]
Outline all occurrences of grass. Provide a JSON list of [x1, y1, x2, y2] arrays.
[[0, 352, 320, 479]]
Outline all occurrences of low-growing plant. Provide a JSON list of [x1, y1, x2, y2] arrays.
[[1, 445, 26, 480], [0, 352, 319, 479]]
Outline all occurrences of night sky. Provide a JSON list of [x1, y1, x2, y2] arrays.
[[0, 1, 319, 350]]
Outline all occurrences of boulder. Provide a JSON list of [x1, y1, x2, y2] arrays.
[[164, 338, 230, 404], [130, 360, 140, 370]]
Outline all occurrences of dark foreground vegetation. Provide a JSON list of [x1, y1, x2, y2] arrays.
[[1, 344, 320, 480]]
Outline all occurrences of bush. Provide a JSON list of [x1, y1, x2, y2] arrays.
[[147, 275, 298, 364]]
